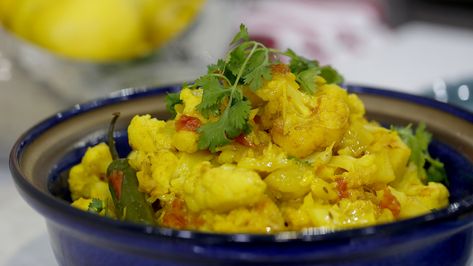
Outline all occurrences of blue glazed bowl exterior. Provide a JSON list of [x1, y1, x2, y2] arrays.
[[9, 85, 473, 266]]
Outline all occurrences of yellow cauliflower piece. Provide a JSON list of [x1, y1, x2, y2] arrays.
[[329, 150, 398, 187], [328, 154, 377, 186], [80, 142, 112, 175], [311, 177, 338, 202], [71, 197, 114, 217], [170, 151, 215, 195], [388, 166, 449, 218], [217, 127, 272, 165], [89, 182, 112, 202], [334, 198, 378, 228], [367, 127, 411, 180], [237, 143, 289, 173], [201, 196, 285, 233], [171, 130, 199, 153], [217, 144, 251, 165], [68, 143, 112, 201], [183, 163, 266, 213], [175, 87, 205, 120], [337, 119, 374, 157], [128, 115, 174, 152], [347, 93, 366, 118], [280, 201, 312, 230], [405, 182, 449, 210], [302, 194, 378, 229], [128, 149, 179, 203], [71, 198, 93, 211], [262, 81, 350, 157]]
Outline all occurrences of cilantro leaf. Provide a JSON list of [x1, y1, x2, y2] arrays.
[[227, 42, 252, 77], [243, 50, 272, 90], [197, 115, 231, 152], [320, 65, 344, 84], [231, 24, 250, 45], [207, 59, 226, 74], [165, 92, 182, 118], [244, 66, 272, 90], [196, 76, 230, 118], [285, 49, 319, 73], [197, 99, 251, 152], [297, 68, 320, 94], [285, 49, 321, 94], [395, 123, 449, 185], [88, 198, 104, 213], [426, 157, 448, 185], [284, 49, 344, 93], [226, 100, 251, 138]]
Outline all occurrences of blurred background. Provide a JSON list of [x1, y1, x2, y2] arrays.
[[1, 0, 473, 265]]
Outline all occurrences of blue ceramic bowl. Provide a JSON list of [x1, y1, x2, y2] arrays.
[[9, 85, 473, 266]]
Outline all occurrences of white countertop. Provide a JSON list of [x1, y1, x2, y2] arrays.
[[0, 164, 56, 266]]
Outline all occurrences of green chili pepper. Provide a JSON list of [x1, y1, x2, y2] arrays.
[[107, 113, 155, 225]]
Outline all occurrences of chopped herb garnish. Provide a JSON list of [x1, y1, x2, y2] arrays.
[[165, 92, 183, 118], [88, 198, 104, 213], [284, 49, 320, 94], [395, 123, 449, 185], [174, 24, 343, 152], [320, 65, 344, 84]]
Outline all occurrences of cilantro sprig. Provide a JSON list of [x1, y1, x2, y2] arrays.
[[195, 24, 272, 151], [165, 92, 182, 118], [88, 198, 104, 213], [395, 123, 449, 185], [284, 49, 344, 94], [165, 24, 344, 152]]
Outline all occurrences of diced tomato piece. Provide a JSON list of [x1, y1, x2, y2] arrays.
[[380, 188, 401, 218], [253, 115, 262, 125], [234, 134, 254, 147], [336, 178, 349, 199], [271, 63, 289, 74], [175, 115, 201, 132], [162, 199, 187, 229]]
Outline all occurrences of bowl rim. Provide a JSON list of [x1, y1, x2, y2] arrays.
[[9, 84, 473, 243]]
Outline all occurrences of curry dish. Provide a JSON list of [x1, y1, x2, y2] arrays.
[[68, 25, 449, 233]]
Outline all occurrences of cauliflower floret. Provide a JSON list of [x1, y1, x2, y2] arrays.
[[237, 143, 289, 173], [256, 70, 351, 157], [311, 177, 338, 202], [71, 198, 93, 211], [328, 154, 378, 186], [183, 163, 266, 213], [337, 119, 374, 157], [367, 127, 411, 180], [80, 142, 112, 175], [347, 93, 365, 118], [71, 197, 114, 217], [128, 115, 174, 152], [175, 87, 205, 120], [388, 166, 449, 218], [128, 150, 179, 203], [202, 196, 285, 233], [172, 130, 199, 153], [301, 194, 379, 229], [68, 143, 112, 201], [328, 149, 399, 187]]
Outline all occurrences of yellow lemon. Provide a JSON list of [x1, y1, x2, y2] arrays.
[[142, 0, 206, 48], [0, 0, 205, 62]]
